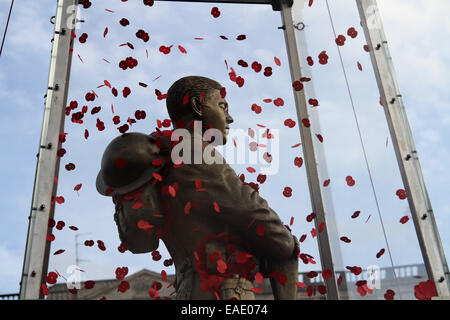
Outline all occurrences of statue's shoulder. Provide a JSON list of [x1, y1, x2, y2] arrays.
[[96, 131, 172, 196]]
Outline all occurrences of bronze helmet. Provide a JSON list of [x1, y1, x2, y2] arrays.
[[96, 132, 171, 197]]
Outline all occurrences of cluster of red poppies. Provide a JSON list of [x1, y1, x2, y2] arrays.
[[119, 56, 138, 70], [116, 267, 129, 280]]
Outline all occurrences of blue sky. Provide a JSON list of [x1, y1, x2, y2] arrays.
[[0, 0, 449, 298]]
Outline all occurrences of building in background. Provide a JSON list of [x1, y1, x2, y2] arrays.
[[0, 264, 426, 300]]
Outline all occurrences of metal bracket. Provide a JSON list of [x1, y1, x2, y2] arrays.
[[48, 84, 59, 91], [55, 29, 66, 36], [40, 143, 53, 150], [294, 22, 306, 31]]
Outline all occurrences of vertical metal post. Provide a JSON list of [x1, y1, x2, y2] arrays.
[[293, 0, 347, 281], [19, 0, 78, 299], [357, 0, 450, 297], [280, 0, 340, 299]]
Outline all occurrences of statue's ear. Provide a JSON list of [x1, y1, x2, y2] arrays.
[[191, 97, 202, 118]]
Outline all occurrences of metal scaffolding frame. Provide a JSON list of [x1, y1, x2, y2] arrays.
[[19, 0, 449, 299]]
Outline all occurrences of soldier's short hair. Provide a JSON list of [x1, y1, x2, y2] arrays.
[[166, 75, 222, 124]]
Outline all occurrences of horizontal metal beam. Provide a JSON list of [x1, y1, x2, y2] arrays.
[[155, 0, 293, 11]]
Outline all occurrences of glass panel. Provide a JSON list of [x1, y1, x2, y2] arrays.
[[33, 0, 445, 301]]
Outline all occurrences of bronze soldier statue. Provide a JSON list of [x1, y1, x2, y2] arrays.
[[96, 75, 299, 300]]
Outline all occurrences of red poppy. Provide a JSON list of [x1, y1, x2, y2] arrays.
[[117, 281, 130, 293], [318, 51, 329, 65], [347, 27, 358, 38], [302, 118, 311, 128], [318, 285, 327, 295], [85, 280, 95, 289], [211, 7, 220, 18], [274, 56, 281, 66], [414, 280, 437, 300], [148, 288, 159, 299], [376, 248, 385, 258], [284, 119, 296, 128], [251, 61, 262, 73], [273, 97, 284, 106], [257, 174, 266, 184], [351, 211, 360, 219], [307, 56, 314, 66], [396, 189, 407, 200], [119, 18, 129, 27], [299, 234, 307, 243], [346, 176, 356, 187], [384, 289, 395, 300], [308, 98, 319, 107], [79, 33, 88, 44], [306, 212, 316, 222], [322, 269, 332, 280], [282, 186, 292, 198], [335, 35, 346, 46], [46, 272, 58, 285], [118, 243, 128, 253], [236, 35, 246, 41], [292, 80, 303, 91], [256, 224, 265, 236], [65, 163, 76, 171], [340, 236, 351, 243], [346, 266, 362, 275], [53, 249, 65, 255], [264, 67, 272, 77], [41, 284, 49, 296], [400, 216, 409, 224]]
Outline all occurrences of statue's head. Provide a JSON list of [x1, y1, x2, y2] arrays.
[[166, 75, 234, 145]]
